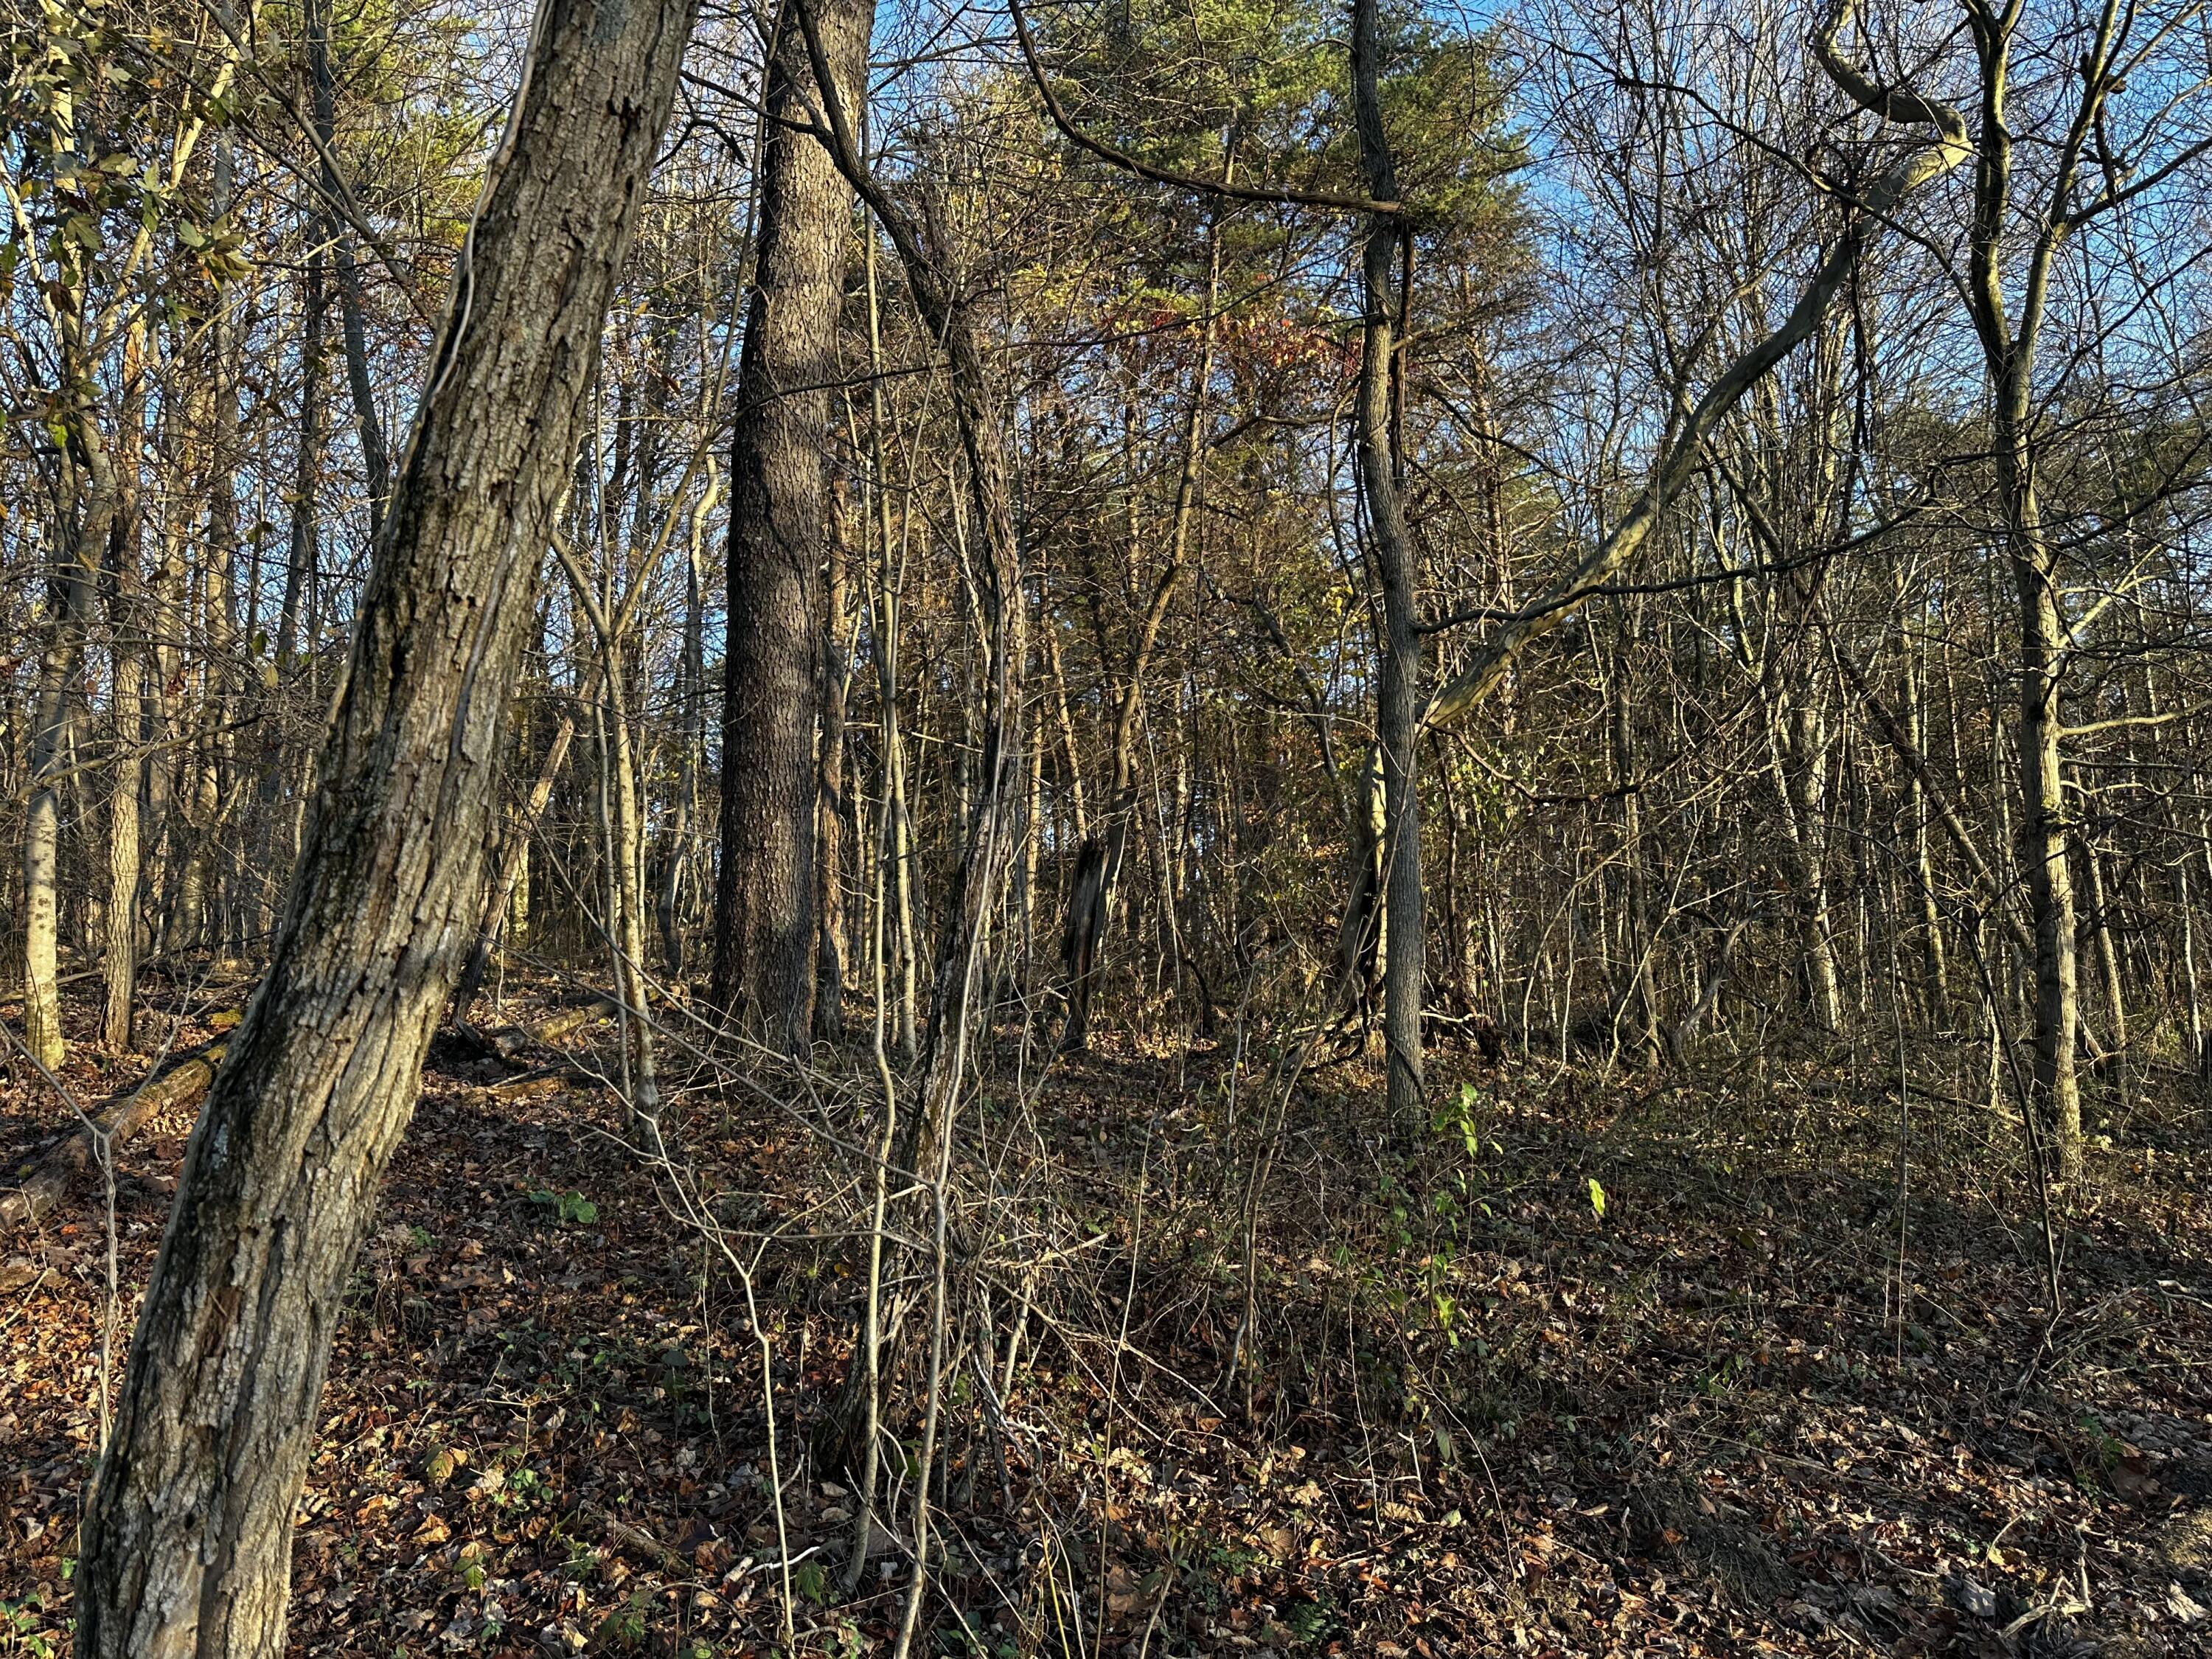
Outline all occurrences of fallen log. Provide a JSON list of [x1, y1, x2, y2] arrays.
[[1, 1013, 240, 1234], [455, 999, 615, 1062]]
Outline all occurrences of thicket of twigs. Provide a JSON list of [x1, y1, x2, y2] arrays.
[[4, 975, 2211, 1656]]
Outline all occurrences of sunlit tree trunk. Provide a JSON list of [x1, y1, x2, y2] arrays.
[[76, 1, 701, 1644], [105, 321, 151, 1052], [24, 446, 105, 1069], [816, 481, 855, 1040]]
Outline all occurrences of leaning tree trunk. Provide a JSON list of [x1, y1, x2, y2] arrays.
[[712, 0, 866, 1049], [74, 0, 700, 1649]]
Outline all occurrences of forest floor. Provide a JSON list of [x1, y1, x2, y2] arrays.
[[3, 973, 2210, 1658]]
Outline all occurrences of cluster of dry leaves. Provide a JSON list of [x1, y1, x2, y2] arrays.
[[2, 982, 2208, 1658]]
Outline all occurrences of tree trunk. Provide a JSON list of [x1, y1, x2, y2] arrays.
[[75, 1, 700, 1647], [1351, 0, 1425, 1120], [1901, 622, 1948, 1019], [658, 485, 712, 978], [799, 0, 1023, 1139], [1770, 681, 1844, 1030], [309, 0, 392, 540], [2083, 827, 2126, 1060], [452, 670, 595, 1028], [25, 434, 112, 1068], [1610, 646, 1661, 1065], [257, 228, 326, 939], [2013, 508, 2082, 1183], [105, 664, 144, 1052], [816, 481, 855, 1040], [601, 644, 661, 1129], [105, 340, 147, 1053], [712, 0, 868, 1049]]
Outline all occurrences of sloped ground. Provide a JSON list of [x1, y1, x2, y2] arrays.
[[3, 981, 2208, 1657]]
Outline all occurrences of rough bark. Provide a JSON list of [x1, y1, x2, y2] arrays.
[[1351, 0, 1425, 1120], [74, 0, 700, 1647], [712, 0, 868, 1049], [24, 435, 111, 1068]]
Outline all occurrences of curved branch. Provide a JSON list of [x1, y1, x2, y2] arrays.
[[1422, 0, 1969, 731], [1003, 0, 1403, 219]]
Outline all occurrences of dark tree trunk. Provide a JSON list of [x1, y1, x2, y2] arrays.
[[75, 0, 700, 1649], [1350, 0, 1425, 1121], [816, 479, 855, 1040], [712, 0, 868, 1049], [309, 0, 392, 540]]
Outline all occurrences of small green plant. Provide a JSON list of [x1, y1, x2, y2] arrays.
[[598, 1589, 652, 1647], [530, 1188, 599, 1225], [793, 1559, 830, 1605], [455, 1542, 489, 1592], [1433, 1082, 1486, 1160], [1285, 1596, 1338, 1646], [0, 1593, 57, 1659], [1697, 1352, 1750, 1396], [2077, 1411, 2129, 1483]]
